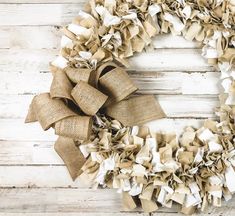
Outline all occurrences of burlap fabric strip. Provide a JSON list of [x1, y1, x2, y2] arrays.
[[26, 61, 166, 179], [26, 0, 235, 215]]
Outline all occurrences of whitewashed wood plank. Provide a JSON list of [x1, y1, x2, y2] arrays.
[[0, 117, 205, 164], [144, 118, 205, 135], [0, 107, 201, 166], [0, 188, 234, 215], [0, 188, 148, 214], [0, 4, 84, 26], [131, 71, 220, 95], [0, 119, 56, 141], [0, 0, 87, 2], [0, 71, 220, 95], [0, 49, 213, 73], [0, 94, 218, 119], [0, 141, 62, 165], [0, 27, 200, 49], [129, 49, 214, 72], [1, 72, 52, 94], [0, 166, 81, 187], [0, 214, 147, 216], [0, 188, 126, 211], [0, 166, 169, 190], [155, 95, 218, 118], [0, 3, 223, 215], [0, 49, 56, 72], [0, 118, 205, 141], [0, 26, 61, 49]]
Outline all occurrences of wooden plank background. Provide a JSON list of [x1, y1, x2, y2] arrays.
[[0, 1, 234, 215]]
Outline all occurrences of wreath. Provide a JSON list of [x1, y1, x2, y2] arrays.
[[25, 0, 235, 215]]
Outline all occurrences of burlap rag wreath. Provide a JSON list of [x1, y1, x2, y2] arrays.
[[26, 0, 235, 214]]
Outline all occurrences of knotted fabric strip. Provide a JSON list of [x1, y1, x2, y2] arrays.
[[25, 93, 76, 130], [106, 95, 166, 126], [25, 61, 166, 181], [54, 136, 86, 180]]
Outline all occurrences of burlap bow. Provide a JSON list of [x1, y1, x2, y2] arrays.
[[25, 62, 166, 180]]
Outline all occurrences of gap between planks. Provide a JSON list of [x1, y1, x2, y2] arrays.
[[0, 3, 225, 216]]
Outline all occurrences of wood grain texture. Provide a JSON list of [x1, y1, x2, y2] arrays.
[[0, 1, 228, 215], [0, 94, 219, 118], [129, 49, 214, 71], [0, 118, 205, 141], [1, 71, 220, 95], [0, 141, 60, 165], [0, 4, 83, 26], [0, 188, 128, 212], [0, 119, 56, 141], [0, 188, 233, 215], [0, 49, 214, 72], [0, 166, 77, 187], [0, 214, 147, 216], [0, 26, 62, 49], [0, 27, 200, 49]]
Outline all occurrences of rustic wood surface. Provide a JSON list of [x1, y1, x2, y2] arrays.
[[0, 1, 233, 215]]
